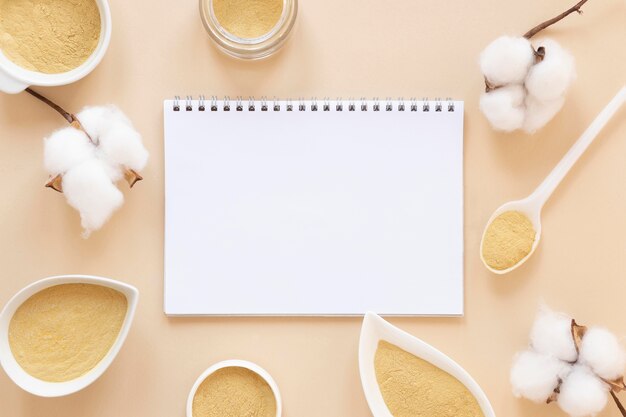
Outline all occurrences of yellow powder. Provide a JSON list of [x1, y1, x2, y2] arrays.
[[374, 341, 484, 417], [212, 0, 283, 39], [0, 0, 101, 73], [481, 210, 536, 270], [8, 283, 127, 382], [193, 366, 276, 417]]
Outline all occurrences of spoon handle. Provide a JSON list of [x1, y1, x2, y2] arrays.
[[530, 86, 626, 206]]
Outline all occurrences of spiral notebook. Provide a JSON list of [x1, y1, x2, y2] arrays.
[[164, 97, 464, 316]]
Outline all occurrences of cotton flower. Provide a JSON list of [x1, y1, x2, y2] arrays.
[[525, 39, 576, 102], [530, 305, 578, 362], [557, 365, 609, 417], [523, 95, 566, 134], [479, 85, 525, 132], [511, 350, 571, 403], [480, 36, 535, 86], [43, 105, 148, 237], [511, 305, 624, 417], [579, 327, 626, 381], [77, 106, 148, 173], [479, 37, 575, 133], [61, 159, 124, 238], [44, 127, 95, 175]]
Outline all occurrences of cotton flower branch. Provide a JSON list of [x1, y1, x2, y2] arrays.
[[523, 0, 589, 39], [479, 0, 592, 133], [26, 88, 143, 192], [511, 306, 626, 417], [26, 88, 148, 237]]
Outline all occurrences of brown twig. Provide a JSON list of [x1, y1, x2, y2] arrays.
[[25, 87, 75, 125], [611, 391, 626, 417], [523, 0, 590, 39]]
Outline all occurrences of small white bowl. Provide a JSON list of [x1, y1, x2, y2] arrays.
[[0, 0, 112, 93], [187, 360, 282, 417], [0, 275, 139, 397], [359, 312, 496, 417]]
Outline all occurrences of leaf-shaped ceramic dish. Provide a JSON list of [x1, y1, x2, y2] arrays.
[[0, 275, 139, 397], [359, 312, 496, 417]]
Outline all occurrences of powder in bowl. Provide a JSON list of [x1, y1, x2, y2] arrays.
[[0, 0, 101, 73], [8, 283, 127, 382], [192, 366, 277, 417], [374, 341, 484, 417], [212, 0, 283, 39], [481, 210, 536, 270]]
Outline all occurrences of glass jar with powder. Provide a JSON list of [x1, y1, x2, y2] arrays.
[[199, 0, 297, 59]]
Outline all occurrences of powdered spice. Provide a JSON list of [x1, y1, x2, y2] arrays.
[[192, 366, 276, 417], [8, 284, 127, 382], [212, 0, 283, 39], [374, 341, 484, 417], [0, 0, 101, 73], [482, 210, 536, 270]]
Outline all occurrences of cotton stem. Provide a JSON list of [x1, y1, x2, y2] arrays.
[[25, 88, 95, 145], [611, 391, 626, 417], [523, 0, 590, 39]]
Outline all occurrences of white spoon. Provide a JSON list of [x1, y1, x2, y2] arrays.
[[480, 86, 626, 274]]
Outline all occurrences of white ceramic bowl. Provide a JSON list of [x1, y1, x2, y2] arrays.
[[0, 0, 112, 94], [0, 275, 139, 397], [187, 360, 282, 417], [359, 312, 496, 417]]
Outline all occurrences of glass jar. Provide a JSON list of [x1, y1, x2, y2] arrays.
[[199, 0, 297, 60]]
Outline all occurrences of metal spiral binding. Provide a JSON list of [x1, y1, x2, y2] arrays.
[[172, 96, 456, 112], [373, 97, 380, 111]]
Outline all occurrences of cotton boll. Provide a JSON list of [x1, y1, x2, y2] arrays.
[[523, 95, 565, 134], [480, 36, 536, 85], [510, 350, 571, 403], [525, 39, 576, 102], [76, 105, 132, 142], [579, 327, 626, 380], [43, 127, 95, 175], [479, 85, 526, 132], [98, 123, 149, 172], [530, 305, 578, 362], [61, 159, 124, 237], [557, 365, 609, 417]]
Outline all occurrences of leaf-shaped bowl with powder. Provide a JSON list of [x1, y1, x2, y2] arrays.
[[0, 275, 138, 397], [359, 312, 496, 417]]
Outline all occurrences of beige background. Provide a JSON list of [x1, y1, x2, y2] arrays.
[[1, 0, 626, 416]]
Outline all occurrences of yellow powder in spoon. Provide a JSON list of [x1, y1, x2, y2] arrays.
[[481, 210, 536, 270], [192, 366, 277, 417], [212, 0, 283, 39], [8, 283, 127, 382], [0, 0, 101, 73], [375, 341, 484, 417]]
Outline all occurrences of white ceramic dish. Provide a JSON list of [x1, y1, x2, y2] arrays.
[[359, 312, 496, 417], [187, 360, 282, 417], [0, 0, 112, 94], [0, 275, 139, 397]]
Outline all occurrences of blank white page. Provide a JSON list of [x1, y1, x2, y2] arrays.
[[164, 99, 464, 316]]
